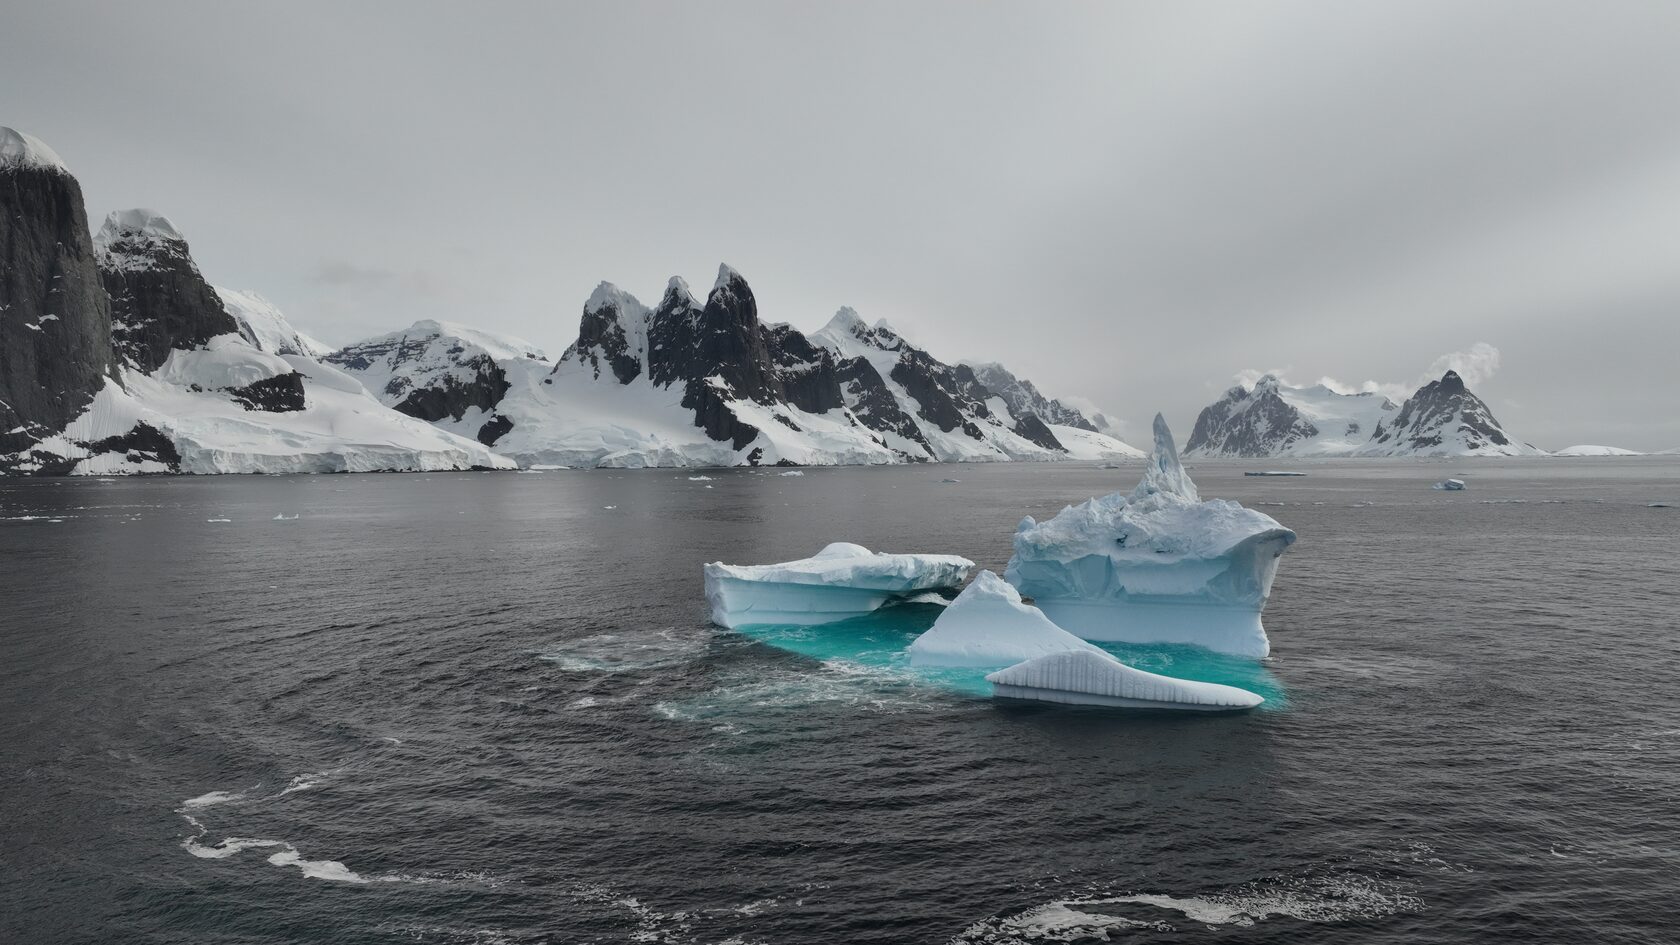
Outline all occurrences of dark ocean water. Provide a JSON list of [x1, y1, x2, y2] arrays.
[[2, 458, 1677, 944]]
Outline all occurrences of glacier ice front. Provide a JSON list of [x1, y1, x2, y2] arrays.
[[704, 542, 972, 629], [1005, 414, 1296, 658], [986, 650, 1264, 710]]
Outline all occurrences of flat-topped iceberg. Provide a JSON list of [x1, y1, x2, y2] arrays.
[[704, 542, 972, 629], [987, 649, 1264, 710], [908, 571, 1106, 668], [1005, 414, 1296, 658]]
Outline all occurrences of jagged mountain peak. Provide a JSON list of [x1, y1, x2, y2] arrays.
[[663, 275, 698, 310], [93, 208, 195, 276], [96, 207, 184, 243], [0, 126, 69, 174], [711, 262, 747, 295], [584, 281, 649, 317], [1357, 369, 1539, 456], [824, 306, 867, 334]]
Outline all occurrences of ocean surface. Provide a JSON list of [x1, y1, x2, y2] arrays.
[[2, 458, 1677, 944]]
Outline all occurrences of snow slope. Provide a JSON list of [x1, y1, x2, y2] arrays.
[[215, 288, 331, 358], [13, 334, 514, 475], [1186, 375, 1398, 457], [0, 127, 69, 173], [811, 309, 1062, 462]]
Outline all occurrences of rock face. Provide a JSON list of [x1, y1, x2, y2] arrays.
[[811, 308, 1098, 462], [324, 320, 550, 446], [1359, 370, 1542, 456], [1186, 374, 1400, 457], [95, 209, 242, 371], [215, 287, 329, 357], [333, 266, 1142, 469], [0, 127, 114, 453], [967, 361, 1098, 432]]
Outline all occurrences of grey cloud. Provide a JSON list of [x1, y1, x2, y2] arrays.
[[4, 0, 1677, 449]]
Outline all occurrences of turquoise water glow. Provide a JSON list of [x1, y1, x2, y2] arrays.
[[731, 600, 1287, 708]]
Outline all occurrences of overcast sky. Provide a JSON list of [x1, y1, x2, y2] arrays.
[[7, 0, 1678, 449]]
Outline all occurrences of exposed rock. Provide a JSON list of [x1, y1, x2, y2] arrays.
[[1361, 370, 1540, 456], [226, 371, 306, 412], [95, 209, 241, 371], [0, 127, 114, 453]]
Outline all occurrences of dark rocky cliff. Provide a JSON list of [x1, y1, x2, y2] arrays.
[[0, 129, 114, 453]]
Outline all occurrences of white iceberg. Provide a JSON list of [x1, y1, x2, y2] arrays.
[[986, 649, 1264, 710], [909, 571, 1105, 668], [1004, 414, 1296, 658], [703, 542, 973, 629], [1432, 478, 1466, 491]]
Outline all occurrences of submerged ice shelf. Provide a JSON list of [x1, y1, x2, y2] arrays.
[[703, 542, 972, 629], [1005, 414, 1296, 658], [987, 649, 1264, 710]]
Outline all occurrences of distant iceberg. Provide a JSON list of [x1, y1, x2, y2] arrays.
[[1432, 478, 1466, 491], [987, 649, 1264, 710], [704, 542, 972, 629], [1005, 415, 1296, 658]]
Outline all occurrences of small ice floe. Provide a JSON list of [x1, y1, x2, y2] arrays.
[[987, 649, 1264, 711], [703, 541, 972, 629], [940, 478, 962, 483], [1432, 479, 1466, 491], [602, 505, 617, 510], [1245, 470, 1306, 477], [273, 513, 300, 520], [687, 475, 714, 481], [206, 517, 232, 523], [778, 470, 805, 477]]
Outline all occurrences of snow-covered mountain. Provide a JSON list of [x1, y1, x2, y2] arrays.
[[1185, 375, 1399, 457], [328, 269, 1141, 468], [325, 320, 551, 447], [0, 127, 514, 474], [810, 308, 1140, 462], [1357, 370, 1542, 457], [1186, 369, 1540, 458], [216, 287, 331, 358]]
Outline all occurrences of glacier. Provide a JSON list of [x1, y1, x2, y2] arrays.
[[986, 649, 1264, 710], [908, 571, 1107, 668], [1005, 414, 1296, 658], [703, 542, 973, 629]]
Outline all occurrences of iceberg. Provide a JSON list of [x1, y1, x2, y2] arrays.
[[1004, 414, 1296, 658], [908, 570, 1107, 668], [704, 542, 973, 629], [987, 649, 1263, 711], [1432, 478, 1466, 491]]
